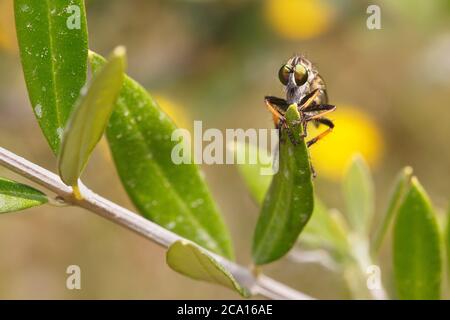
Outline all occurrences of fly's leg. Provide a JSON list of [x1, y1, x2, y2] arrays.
[[286, 126, 298, 146], [279, 116, 298, 145], [289, 118, 308, 139], [310, 162, 317, 178], [298, 89, 320, 111], [264, 96, 288, 127], [276, 118, 286, 144], [306, 117, 335, 147], [265, 96, 288, 144], [302, 118, 308, 138], [302, 104, 336, 147]]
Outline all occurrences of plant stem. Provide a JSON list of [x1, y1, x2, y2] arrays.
[[347, 234, 388, 300], [0, 146, 312, 300]]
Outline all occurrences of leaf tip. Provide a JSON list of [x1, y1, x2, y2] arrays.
[[403, 166, 413, 176], [409, 176, 424, 194], [167, 240, 249, 297], [349, 153, 367, 167], [113, 45, 127, 58], [285, 104, 301, 122], [110, 46, 127, 72]]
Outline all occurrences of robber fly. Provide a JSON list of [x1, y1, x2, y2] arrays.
[[265, 55, 336, 149]]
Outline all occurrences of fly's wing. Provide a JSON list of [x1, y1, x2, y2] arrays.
[[311, 74, 328, 105], [265, 96, 289, 127], [310, 74, 328, 128]]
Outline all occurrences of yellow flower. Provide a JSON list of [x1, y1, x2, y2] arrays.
[[264, 0, 335, 40], [0, 0, 18, 52], [308, 106, 383, 180]]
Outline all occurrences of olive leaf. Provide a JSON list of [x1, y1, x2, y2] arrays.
[[446, 206, 450, 287], [58, 47, 126, 188], [252, 104, 314, 265], [372, 166, 413, 254], [0, 178, 48, 213], [89, 51, 234, 259], [167, 240, 249, 297], [14, 0, 88, 154], [233, 133, 347, 262], [342, 155, 374, 236], [393, 177, 442, 299]]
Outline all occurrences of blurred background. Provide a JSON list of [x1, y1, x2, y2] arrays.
[[0, 0, 449, 299]]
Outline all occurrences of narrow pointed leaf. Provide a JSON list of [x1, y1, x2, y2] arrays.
[[393, 177, 442, 300], [229, 141, 272, 204], [233, 141, 348, 259], [58, 47, 126, 187], [14, 0, 88, 153], [167, 240, 249, 297], [446, 206, 450, 287], [372, 166, 413, 254], [89, 52, 234, 259], [342, 155, 374, 235], [0, 178, 47, 213], [252, 104, 314, 265]]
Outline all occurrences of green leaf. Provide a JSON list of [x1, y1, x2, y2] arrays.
[[232, 139, 348, 260], [342, 155, 374, 235], [252, 104, 314, 265], [229, 141, 272, 204], [0, 178, 48, 213], [167, 240, 249, 297], [14, 0, 88, 154], [372, 166, 413, 254], [58, 47, 126, 188], [89, 51, 234, 259], [446, 206, 450, 287], [393, 177, 442, 300]]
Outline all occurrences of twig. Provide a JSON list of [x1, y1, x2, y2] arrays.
[[288, 248, 340, 272], [348, 234, 388, 300], [0, 146, 313, 300]]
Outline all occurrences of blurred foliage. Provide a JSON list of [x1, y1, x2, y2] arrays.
[[0, 0, 17, 52]]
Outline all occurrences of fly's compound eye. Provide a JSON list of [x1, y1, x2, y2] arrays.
[[278, 64, 291, 85], [293, 64, 308, 86]]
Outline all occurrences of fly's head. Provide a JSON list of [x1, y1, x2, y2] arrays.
[[278, 55, 318, 105]]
